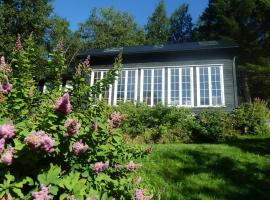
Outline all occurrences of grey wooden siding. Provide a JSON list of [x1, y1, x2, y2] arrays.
[[91, 50, 238, 112]]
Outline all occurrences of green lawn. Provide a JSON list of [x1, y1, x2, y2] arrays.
[[137, 135, 270, 200]]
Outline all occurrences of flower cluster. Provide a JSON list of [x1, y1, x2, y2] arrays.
[[0, 123, 15, 139], [135, 189, 153, 200], [55, 93, 72, 115], [0, 138, 5, 153], [90, 121, 98, 131], [126, 161, 139, 172], [114, 164, 121, 171], [32, 185, 50, 200], [0, 76, 12, 94], [83, 55, 91, 67], [72, 140, 88, 156], [15, 34, 23, 51], [108, 112, 124, 132], [0, 56, 11, 74], [1, 147, 14, 166], [56, 38, 64, 51], [0, 194, 12, 200], [64, 118, 80, 137], [24, 131, 55, 153], [93, 161, 109, 174]]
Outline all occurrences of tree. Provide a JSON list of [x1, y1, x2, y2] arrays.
[[169, 3, 193, 43], [145, 0, 170, 45], [197, 0, 270, 101], [79, 7, 145, 49], [0, 0, 53, 57]]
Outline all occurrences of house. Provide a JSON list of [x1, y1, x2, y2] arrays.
[[77, 41, 239, 111]]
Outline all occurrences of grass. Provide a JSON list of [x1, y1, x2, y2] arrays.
[[136, 135, 270, 200]]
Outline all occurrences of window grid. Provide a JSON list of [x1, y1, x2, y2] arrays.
[[90, 71, 112, 104], [168, 67, 193, 107], [140, 68, 165, 106], [197, 65, 225, 107], [113, 69, 138, 105]]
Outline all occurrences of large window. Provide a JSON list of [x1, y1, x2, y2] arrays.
[[113, 69, 138, 105], [140, 68, 165, 106], [196, 65, 225, 107], [168, 67, 193, 106], [90, 70, 112, 104]]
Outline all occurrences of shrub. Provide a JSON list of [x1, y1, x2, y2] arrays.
[[232, 99, 270, 135], [193, 109, 236, 143], [0, 35, 151, 199], [115, 102, 194, 143]]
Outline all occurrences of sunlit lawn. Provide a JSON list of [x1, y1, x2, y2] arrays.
[[137, 134, 270, 200]]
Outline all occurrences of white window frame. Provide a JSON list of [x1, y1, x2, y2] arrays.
[[167, 67, 194, 107], [90, 70, 112, 105], [140, 67, 165, 106], [113, 69, 138, 105], [196, 65, 225, 107]]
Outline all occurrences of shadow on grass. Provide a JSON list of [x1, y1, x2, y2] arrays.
[[228, 136, 270, 155], [154, 146, 270, 200]]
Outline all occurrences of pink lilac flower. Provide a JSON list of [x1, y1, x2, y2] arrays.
[[0, 76, 12, 94], [0, 123, 15, 139], [1, 147, 14, 166], [15, 34, 23, 51], [0, 194, 13, 200], [126, 161, 139, 172], [64, 119, 80, 137], [114, 164, 121, 171], [90, 122, 98, 131], [72, 140, 88, 156], [135, 189, 153, 200], [66, 195, 77, 200], [83, 55, 91, 67], [86, 197, 96, 200], [24, 131, 55, 153], [108, 112, 123, 129], [93, 161, 109, 174], [32, 185, 50, 200], [55, 93, 71, 115], [56, 39, 64, 51], [0, 56, 5, 70], [0, 138, 5, 153]]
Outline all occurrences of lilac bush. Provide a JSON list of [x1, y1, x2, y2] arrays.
[[0, 35, 152, 199]]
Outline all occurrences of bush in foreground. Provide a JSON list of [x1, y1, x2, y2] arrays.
[[0, 35, 152, 199]]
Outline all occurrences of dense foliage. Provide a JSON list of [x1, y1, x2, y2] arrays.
[[196, 0, 270, 101], [79, 8, 146, 50], [113, 101, 269, 144], [0, 36, 152, 200], [232, 99, 270, 135]]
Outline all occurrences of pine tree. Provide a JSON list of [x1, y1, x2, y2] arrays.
[[197, 0, 270, 100], [145, 0, 169, 45], [169, 3, 193, 43]]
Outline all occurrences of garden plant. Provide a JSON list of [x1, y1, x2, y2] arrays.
[[0, 35, 152, 200]]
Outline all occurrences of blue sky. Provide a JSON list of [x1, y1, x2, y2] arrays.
[[52, 0, 208, 31]]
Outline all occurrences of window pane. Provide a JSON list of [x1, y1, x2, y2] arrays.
[[117, 70, 125, 102], [143, 69, 152, 105], [153, 69, 163, 105], [199, 67, 210, 105], [126, 70, 136, 101], [170, 68, 180, 106], [182, 68, 192, 105], [211, 66, 222, 105]]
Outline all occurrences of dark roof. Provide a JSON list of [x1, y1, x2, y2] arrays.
[[77, 40, 239, 58]]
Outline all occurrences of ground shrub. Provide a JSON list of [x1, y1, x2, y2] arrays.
[[115, 103, 195, 143], [193, 109, 236, 142], [231, 99, 270, 135]]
